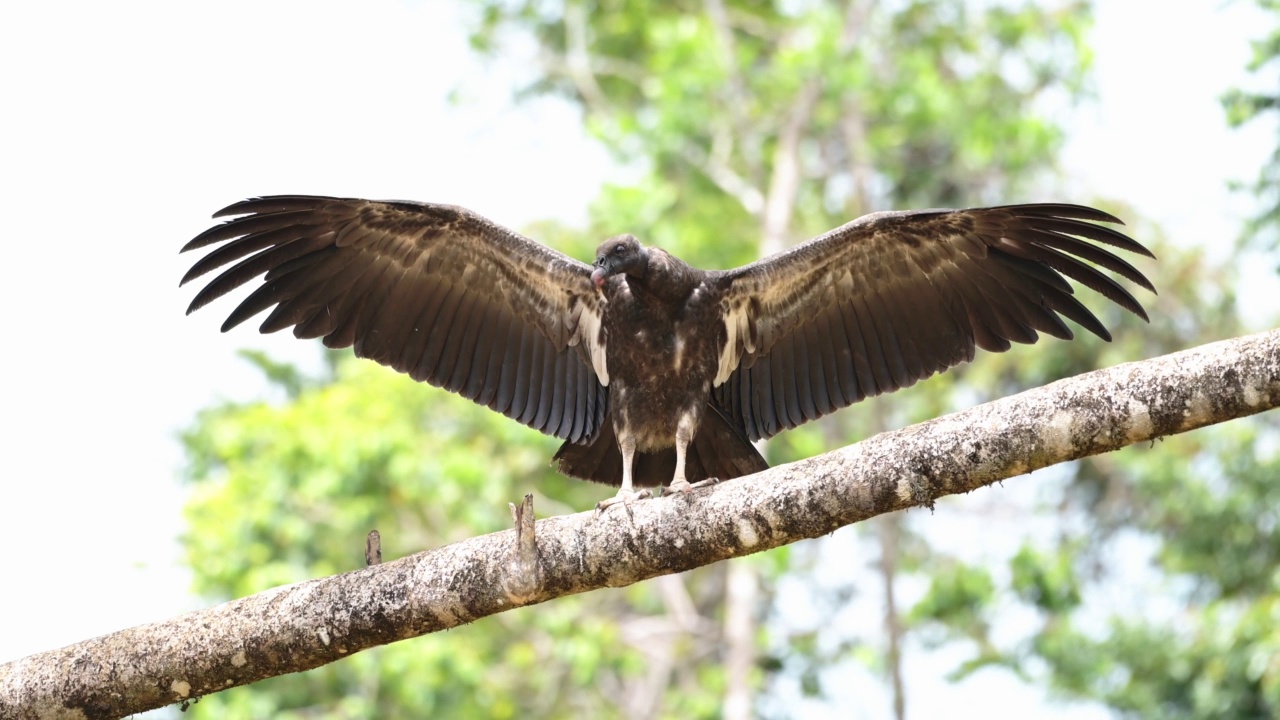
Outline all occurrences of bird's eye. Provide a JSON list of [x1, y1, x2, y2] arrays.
[[614, 245, 625, 255]]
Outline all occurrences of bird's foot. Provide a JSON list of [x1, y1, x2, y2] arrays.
[[595, 488, 652, 517], [666, 477, 721, 495]]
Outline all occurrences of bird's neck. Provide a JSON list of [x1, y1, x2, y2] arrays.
[[626, 249, 701, 304]]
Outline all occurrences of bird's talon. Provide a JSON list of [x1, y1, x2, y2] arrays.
[[595, 488, 652, 516], [666, 477, 722, 496]]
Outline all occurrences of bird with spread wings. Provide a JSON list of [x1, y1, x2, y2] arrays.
[[181, 197, 1154, 512]]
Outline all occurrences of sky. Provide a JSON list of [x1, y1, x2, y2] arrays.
[[0, 1, 1273, 718]]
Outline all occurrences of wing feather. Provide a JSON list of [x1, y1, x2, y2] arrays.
[[441, 292, 484, 393], [417, 282, 466, 382], [495, 322, 529, 416], [769, 334, 796, 429], [714, 203, 1154, 441], [812, 306, 846, 408], [798, 321, 825, 418], [181, 195, 608, 441], [510, 323, 537, 424], [521, 338, 551, 428], [457, 298, 496, 397], [848, 292, 893, 395], [546, 344, 568, 435], [476, 308, 513, 409]]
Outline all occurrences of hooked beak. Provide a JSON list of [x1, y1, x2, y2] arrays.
[[591, 263, 608, 288]]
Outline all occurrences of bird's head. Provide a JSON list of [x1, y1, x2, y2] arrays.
[[591, 234, 648, 288]]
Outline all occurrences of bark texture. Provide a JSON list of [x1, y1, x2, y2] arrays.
[[3, 328, 1279, 720]]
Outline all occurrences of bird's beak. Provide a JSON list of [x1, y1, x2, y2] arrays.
[[591, 266, 608, 288]]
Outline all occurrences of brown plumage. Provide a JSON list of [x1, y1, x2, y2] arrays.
[[181, 196, 1155, 510]]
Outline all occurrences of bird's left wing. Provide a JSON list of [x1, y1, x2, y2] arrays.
[[709, 204, 1155, 441], [181, 195, 609, 443]]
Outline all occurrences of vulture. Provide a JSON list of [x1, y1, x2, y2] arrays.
[[180, 196, 1154, 512]]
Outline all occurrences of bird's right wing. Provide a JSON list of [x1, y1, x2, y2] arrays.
[[711, 204, 1156, 441], [181, 195, 609, 443]]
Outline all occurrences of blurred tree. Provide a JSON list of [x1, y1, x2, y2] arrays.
[[905, 5, 1280, 719], [1223, 0, 1280, 251], [176, 1, 1190, 717], [901, 236, 1280, 718]]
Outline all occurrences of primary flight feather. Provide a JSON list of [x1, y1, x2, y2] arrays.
[[181, 196, 1154, 511]]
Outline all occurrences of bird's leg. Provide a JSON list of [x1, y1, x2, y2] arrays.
[[667, 414, 696, 494], [596, 434, 651, 514], [667, 412, 723, 495]]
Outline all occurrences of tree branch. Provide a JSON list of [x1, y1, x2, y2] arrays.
[[4, 329, 1280, 719], [683, 138, 767, 217], [878, 513, 907, 720], [703, 0, 763, 187], [559, 2, 613, 116], [759, 0, 866, 255]]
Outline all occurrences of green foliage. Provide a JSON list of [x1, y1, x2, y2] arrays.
[[470, 0, 1093, 229], [910, 561, 996, 635], [1031, 589, 1280, 719], [1010, 544, 1081, 614], [1136, 425, 1280, 599], [1223, 0, 1280, 250], [1047, 418, 1280, 719]]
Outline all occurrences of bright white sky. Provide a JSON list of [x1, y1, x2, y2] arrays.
[[0, 1, 1272, 718]]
